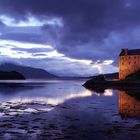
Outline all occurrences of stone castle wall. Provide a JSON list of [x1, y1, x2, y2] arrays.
[[119, 55, 140, 79]]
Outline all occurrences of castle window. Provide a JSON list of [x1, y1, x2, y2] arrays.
[[129, 62, 131, 64]]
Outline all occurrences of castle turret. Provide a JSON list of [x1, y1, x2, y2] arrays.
[[123, 48, 128, 55]]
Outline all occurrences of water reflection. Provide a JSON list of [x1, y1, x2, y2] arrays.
[[9, 90, 92, 106], [119, 90, 140, 119], [84, 84, 140, 119], [1, 79, 140, 120], [0, 80, 93, 118], [1, 80, 140, 140], [92, 89, 113, 97], [0, 84, 45, 95]]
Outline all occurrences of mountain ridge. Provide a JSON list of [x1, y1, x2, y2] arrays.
[[0, 63, 58, 79]]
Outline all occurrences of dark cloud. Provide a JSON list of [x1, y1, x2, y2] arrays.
[[11, 47, 53, 53], [0, 33, 44, 44], [0, 0, 139, 67], [0, 0, 139, 30]]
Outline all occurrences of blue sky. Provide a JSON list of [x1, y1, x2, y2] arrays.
[[0, 0, 139, 76]]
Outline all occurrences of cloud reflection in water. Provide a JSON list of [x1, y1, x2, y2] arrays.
[[0, 86, 92, 118]]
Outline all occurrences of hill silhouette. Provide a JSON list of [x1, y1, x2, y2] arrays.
[[0, 63, 58, 79], [0, 71, 25, 80], [88, 72, 118, 80]]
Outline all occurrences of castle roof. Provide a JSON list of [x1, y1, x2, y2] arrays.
[[119, 48, 140, 56]]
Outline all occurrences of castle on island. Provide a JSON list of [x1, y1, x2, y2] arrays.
[[119, 48, 140, 79]]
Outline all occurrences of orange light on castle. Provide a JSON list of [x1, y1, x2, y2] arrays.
[[119, 48, 140, 79]]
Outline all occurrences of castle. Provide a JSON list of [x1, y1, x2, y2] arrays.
[[119, 48, 140, 79]]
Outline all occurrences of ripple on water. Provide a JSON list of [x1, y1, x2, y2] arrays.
[[0, 101, 55, 119]]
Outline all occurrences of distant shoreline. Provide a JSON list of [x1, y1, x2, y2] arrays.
[[83, 79, 140, 91]]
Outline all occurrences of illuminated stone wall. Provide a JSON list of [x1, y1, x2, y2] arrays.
[[119, 55, 140, 79], [119, 91, 140, 118]]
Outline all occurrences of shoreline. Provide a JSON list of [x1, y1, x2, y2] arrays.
[[83, 79, 140, 91]]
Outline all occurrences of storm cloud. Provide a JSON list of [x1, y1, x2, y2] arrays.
[[0, 0, 139, 76]]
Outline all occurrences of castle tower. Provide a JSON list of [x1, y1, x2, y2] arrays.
[[119, 48, 140, 79]]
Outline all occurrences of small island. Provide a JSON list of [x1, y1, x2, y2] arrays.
[[0, 71, 25, 80]]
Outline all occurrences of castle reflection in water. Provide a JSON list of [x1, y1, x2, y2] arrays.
[[119, 90, 140, 119]]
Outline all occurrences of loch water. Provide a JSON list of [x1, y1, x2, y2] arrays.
[[0, 79, 139, 140]]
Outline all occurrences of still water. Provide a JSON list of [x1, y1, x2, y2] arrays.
[[0, 80, 139, 140]]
